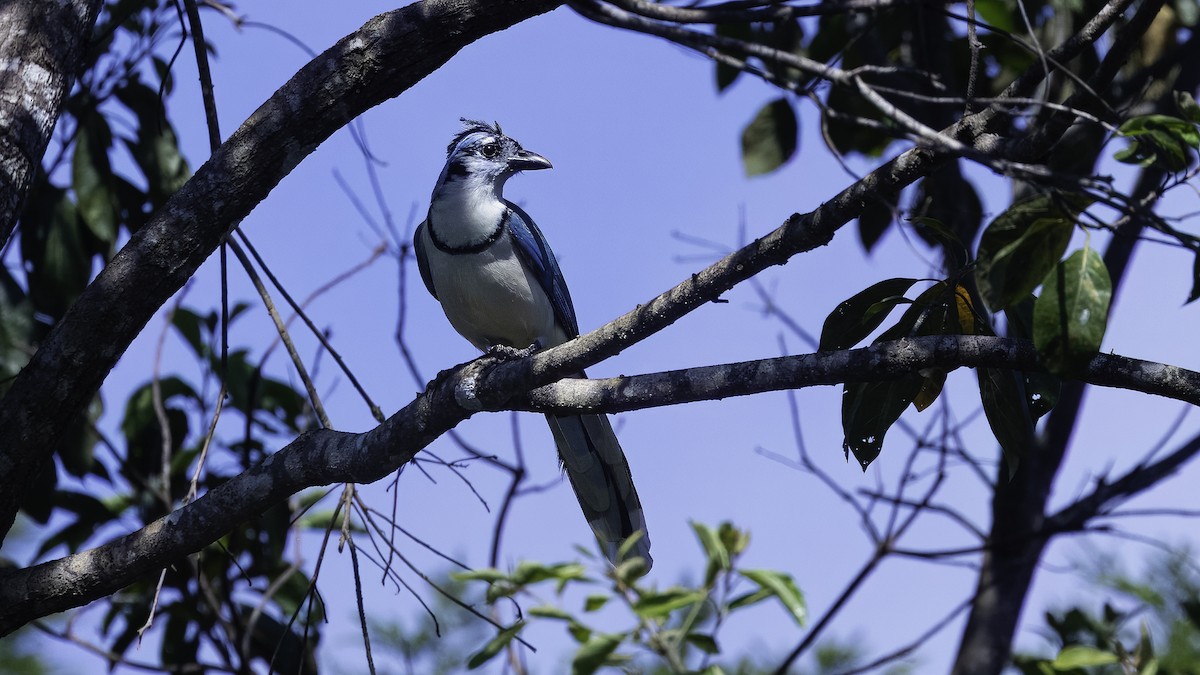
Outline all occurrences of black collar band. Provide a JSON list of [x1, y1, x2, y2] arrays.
[[426, 209, 508, 254]]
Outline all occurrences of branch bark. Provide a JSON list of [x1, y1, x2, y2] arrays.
[[0, 0, 563, 543], [4, 334, 1198, 634], [0, 0, 103, 247]]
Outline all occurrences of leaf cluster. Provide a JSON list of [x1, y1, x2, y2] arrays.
[[454, 521, 806, 675]]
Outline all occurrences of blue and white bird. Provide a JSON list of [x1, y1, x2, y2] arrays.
[[414, 120, 652, 569]]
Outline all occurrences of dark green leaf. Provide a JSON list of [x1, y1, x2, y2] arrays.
[[742, 97, 798, 176], [1033, 246, 1112, 374], [842, 375, 924, 469], [584, 594, 609, 612], [975, 0, 1017, 32], [686, 632, 720, 655], [571, 632, 625, 675], [975, 193, 1082, 311], [820, 278, 920, 351], [912, 369, 946, 412], [728, 588, 772, 611], [978, 367, 1034, 478], [467, 621, 525, 670], [717, 521, 750, 557], [714, 23, 753, 92], [73, 114, 119, 246], [1188, 249, 1200, 305], [1116, 114, 1198, 171], [857, 196, 894, 253], [908, 216, 967, 258], [20, 185, 90, 319]]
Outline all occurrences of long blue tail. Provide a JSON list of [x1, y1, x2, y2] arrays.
[[545, 413, 652, 569]]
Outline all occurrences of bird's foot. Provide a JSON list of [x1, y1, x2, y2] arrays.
[[454, 342, 541, 411], [485, 341, 541, 360]]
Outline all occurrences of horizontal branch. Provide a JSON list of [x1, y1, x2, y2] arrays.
[[3, 330, 1196, 634], [515, 335, 1200, 414], [0, 0, 562, 541]]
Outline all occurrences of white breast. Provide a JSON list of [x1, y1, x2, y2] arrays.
[[420, 228, 567, 351]]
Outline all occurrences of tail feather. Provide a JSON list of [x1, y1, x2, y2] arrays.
[[546, 413, 652, 569]]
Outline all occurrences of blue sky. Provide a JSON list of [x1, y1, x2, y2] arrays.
[[14, 0, 1200, 672]]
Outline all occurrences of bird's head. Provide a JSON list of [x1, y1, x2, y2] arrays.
[[439, 119, 552, 193]]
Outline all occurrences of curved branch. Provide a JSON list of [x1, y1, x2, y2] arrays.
[[0, 0, 562, 541]]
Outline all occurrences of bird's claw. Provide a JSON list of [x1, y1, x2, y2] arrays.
[[486, 341, 541, 360]]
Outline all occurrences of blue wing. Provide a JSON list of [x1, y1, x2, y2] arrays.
[[504, 201, 579, 338], [413, 221, 438, 299]]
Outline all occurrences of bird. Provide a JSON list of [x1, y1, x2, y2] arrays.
[[413, 119, 652, 569]]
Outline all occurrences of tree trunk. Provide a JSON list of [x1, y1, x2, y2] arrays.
[[0, 0, 102, 247]]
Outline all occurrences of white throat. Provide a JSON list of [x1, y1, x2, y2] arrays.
[[429, 175, 508, 248]]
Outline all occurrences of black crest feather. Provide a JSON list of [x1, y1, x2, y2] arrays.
[[447, 118, 503, 156]]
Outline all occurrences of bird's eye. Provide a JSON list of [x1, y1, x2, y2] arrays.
[[480, 142, 500, 159]]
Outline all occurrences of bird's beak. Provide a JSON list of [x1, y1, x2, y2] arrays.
[[508, 149, 553, 171]]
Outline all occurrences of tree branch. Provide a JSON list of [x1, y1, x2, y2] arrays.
[[0, 0, 563, 542], [513, 335, 1200, 414], [0, 0, 102, 247], [4, 332, 1197, 634]]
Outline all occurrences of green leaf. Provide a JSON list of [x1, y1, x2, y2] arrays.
[[467, 621, 525, 670], [73, 114, 119, 246], [584, 594, 609, 612], [820, 278, 920, 351], [571, 632, 625, 675], [1116, 114, 1198, 171], [529, 605, 574, 621], [717, 521, 750, 557], [633, 588, 706, 619], [1178, 91, 1200, 123], [714, 22, 753, 92], [691, 520, 730, 586], [978, 367, 1034, 478], [1187, 249, 1200, 305], [686, 632, 720, 655], [20, 185, 90, 319], [975, 0, 1017, 32], [1050, 644, 1119, 668], [1033, 246, 1112, 374], [740, 569, 807, 626], [842, 374, 924, 469], [511, 561, 587, 586], [912, 369, 946, 412], [742, 97, 798, 176], [115, 80, 191, 204], [909, 215, 968, 258], [452, 568, 511, 583], [728, 588, 772, 611], [857, 196, 894, 253], [975, 193, 1081, 311]]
